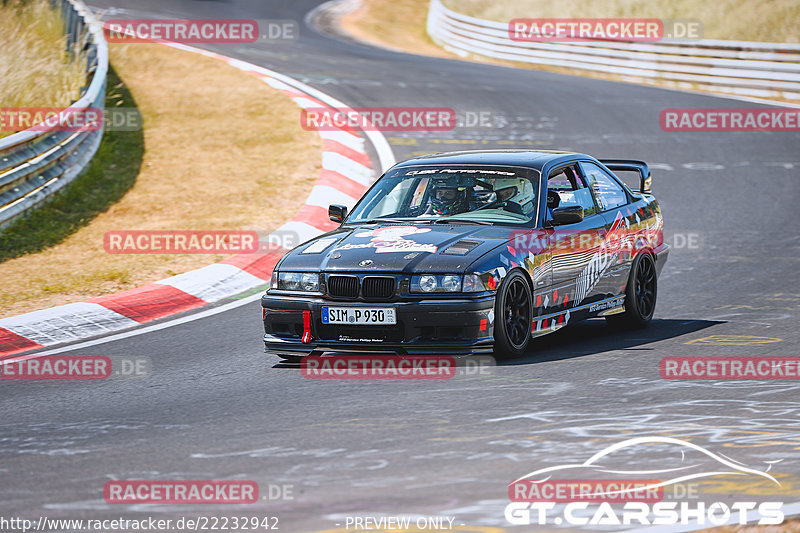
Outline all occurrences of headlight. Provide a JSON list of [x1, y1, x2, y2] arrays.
[[442, 275, 462, 292], [463, 274, 488, 293], [411, 274, 462, 293], [300, 273, 318, 291], [418, 274, 437, 292], [277, 272, 319, 291]]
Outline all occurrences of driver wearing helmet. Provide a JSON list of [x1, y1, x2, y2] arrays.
[[425, 183, 469, 216]]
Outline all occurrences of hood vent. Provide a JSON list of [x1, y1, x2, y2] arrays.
[[442, 240, 480, 256]]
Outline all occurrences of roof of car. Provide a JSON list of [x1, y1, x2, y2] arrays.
[[392, 150, 593, 171]]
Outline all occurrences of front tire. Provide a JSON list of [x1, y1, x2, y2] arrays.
[[606, 252, 657, 329], [493, 271, 533, 359]]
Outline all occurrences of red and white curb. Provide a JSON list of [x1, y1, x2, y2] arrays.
[[0, 43, 395, 357]]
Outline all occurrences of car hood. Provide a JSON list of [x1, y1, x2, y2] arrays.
[[277, 223, 524, 273]]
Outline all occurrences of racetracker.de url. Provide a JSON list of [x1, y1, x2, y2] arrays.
[[0, 516, 279, 532]]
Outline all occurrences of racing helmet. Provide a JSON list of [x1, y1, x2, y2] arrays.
[[430, 184, 468, 215]]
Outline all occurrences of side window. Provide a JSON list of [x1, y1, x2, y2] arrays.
[[580, 162, 628, 211], [547, 165, 597, 218], [369, 178, 415, 217]]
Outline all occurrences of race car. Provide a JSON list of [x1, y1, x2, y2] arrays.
[[261, 150, 669, 359]]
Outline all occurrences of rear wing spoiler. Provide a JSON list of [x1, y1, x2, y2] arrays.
[[599, 159, 652, 194]]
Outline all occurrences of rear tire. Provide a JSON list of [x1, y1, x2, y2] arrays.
[[493, 271, 533, 359], [606, 252, 657, 329]]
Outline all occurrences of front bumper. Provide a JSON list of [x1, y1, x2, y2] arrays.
[[261, 293, 496, 355]]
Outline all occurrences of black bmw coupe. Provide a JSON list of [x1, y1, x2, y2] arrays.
[[262, 150, 669, 359]]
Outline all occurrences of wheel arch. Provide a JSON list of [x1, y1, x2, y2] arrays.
[[508, 266, 536, 296]]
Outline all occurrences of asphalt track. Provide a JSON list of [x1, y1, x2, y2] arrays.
[[2, 1, 799, 531]]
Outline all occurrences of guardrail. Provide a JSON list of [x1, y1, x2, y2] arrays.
[[427, 0, 800, 101], [0, 0, 108, 229]]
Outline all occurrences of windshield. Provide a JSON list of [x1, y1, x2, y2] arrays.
[[346, 165, 540, 225]]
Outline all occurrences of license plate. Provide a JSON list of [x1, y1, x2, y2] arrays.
[[321, 307, 396, 325]]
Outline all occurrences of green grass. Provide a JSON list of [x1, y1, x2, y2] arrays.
[[0, 65, 144, 262]]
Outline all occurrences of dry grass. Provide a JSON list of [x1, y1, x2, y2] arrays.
[[340, 0, 452, 58], [0, 0, 86, 138], [447, 0, 800, 43], [0, 43, 321, 317], [343, 0, 799, 102]]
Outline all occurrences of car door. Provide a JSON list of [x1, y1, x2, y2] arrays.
[[578, 161, 633, 300], [543, 164, 607, 314]]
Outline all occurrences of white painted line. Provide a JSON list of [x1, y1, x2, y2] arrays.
[[155, 264, 265, 303], [292, 96, 326, 109], [305, 185, 358, 209], [0, 303, 138, 346], [1, 292, 265, 362], [259, 76, 297, 93]]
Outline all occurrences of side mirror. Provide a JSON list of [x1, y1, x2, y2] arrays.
[[550, 205, 584, 226], [329, 204, 347, 223]]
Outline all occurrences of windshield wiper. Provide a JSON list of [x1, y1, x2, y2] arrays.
[[355, 218, 410, 224], [432, 218, 492, 225]]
